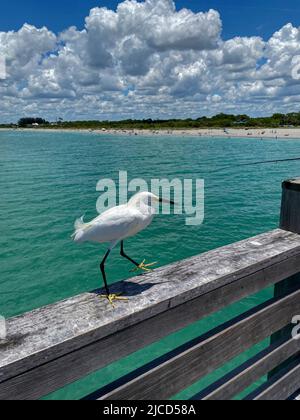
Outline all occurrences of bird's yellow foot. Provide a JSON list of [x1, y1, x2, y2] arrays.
[[131, 259, 157, 273], [100, 293, 128, 308]]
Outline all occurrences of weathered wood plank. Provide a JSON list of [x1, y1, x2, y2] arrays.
[[245, 360, 300, 400], [270, 273, 300, 379], [272, 178, 300, 377], [288, 390, 300, 400], [1, 229, 300, 400], [193, 338, 300, 400], [96, 290, 300, 401]]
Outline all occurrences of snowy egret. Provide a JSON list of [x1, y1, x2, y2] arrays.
[[73, 192, 175, 306]]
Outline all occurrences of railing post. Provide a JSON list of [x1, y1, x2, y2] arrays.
[[270, 179, 300, 377], [280, 179, 300, 235], [278, 179, 300, 295]]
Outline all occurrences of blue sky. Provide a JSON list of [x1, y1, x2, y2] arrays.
[[1, 0, 300, 39], [0, 0, 300, 121]]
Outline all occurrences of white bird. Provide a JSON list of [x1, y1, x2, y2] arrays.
[[72, 192, 175, 306]]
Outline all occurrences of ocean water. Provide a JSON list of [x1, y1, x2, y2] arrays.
[[1, 130, 300, 400]]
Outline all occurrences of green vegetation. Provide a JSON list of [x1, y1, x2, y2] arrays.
[[1, 112, 300, 130], [18, 118, 49, 127]]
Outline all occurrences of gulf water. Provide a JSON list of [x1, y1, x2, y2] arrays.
[[1, 130, 300, 399]]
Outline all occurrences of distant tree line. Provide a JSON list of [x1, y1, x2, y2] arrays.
[[49, 112, 300, 129], [1, 113, 300, 129], [18, 118, 49, 127]]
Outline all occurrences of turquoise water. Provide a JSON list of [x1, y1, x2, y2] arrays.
[[1, 130, 300, 399]]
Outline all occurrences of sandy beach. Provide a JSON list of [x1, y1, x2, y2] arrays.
[[1, 127, 300, 139]]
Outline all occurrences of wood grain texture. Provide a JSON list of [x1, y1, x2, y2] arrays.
[[1, 229, 300, 399], [96, 290, 300, 401], [245, 360, 300, 400], [194, 338, 300, 400], [272, 178, 300, 376]]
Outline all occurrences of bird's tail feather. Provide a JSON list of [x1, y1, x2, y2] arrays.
[[74, 215, 86, 231], [71, 215, 89, 241]]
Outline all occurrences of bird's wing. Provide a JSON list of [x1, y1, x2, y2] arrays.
[[83, 205, 143, 243]]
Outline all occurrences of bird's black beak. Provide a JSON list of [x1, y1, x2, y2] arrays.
[[159, 198, 175, 205]]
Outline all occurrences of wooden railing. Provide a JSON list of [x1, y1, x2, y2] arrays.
[[0, 179, 300, 400]]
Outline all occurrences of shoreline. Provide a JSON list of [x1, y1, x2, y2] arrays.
[[1, 127, 300, 139]]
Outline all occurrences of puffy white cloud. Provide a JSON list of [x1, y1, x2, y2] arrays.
[[0, 24, 56, 84], [221, 37, 265, 70], [0, 0, 300, 122]]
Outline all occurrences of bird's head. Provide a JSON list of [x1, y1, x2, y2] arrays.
[[128, 192, 175, 211]]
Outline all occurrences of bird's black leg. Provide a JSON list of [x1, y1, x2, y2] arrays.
[[100, 249, 111, 296], [100, 248, 129, 307], [120, 241, 139, 267], [120, 241, 157, 272]]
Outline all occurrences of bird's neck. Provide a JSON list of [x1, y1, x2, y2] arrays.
[[134, 201, 156, 217]]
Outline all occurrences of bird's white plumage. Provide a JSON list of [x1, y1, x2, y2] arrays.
[[73, 192, 158, 248]]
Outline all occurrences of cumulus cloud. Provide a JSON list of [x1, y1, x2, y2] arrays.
[[0, 0, 300, 122], [0, 24, 56, 82]]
